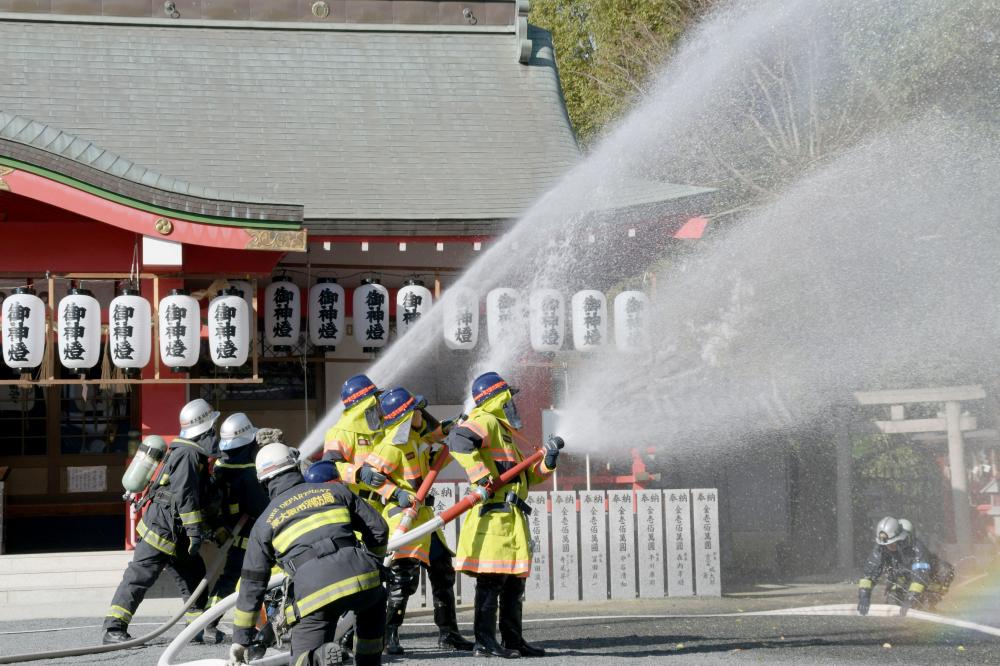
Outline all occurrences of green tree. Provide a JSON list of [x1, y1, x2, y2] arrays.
[[531, 0, 712, 146]]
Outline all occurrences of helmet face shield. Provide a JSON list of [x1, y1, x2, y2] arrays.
[[502, 397, 522, 430], [875, 516, 906, 545], [364, 403, 383, 432]]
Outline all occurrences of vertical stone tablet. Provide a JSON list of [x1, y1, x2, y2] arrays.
[[579, 491, 608, 600], [692, 488, 721, 596], [665, 490, 694, 597], [525, 491, 551, 601], [550, 491, 579, 601], [636, 490, 666, 598], [608, 490, 636, 599]]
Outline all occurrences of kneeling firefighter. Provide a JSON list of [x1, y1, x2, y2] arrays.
[[361, 388, 474, 655], [228, 440, 389, 666], [447, 372, 559, 658], [202, 415, 274, 641], [102, 398, 221, 644]]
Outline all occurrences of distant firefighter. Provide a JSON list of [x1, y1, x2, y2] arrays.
[[103, 399, 221, 644], [323, 374, 385, 508], [857, 516, 954, 616], [361, 387, 473, 655], [447, 371, 560, 658]]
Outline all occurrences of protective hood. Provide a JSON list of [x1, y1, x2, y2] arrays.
[[477, 390, 520, 429], [339, 395, 381, 435], [383, 412, 416, 446]]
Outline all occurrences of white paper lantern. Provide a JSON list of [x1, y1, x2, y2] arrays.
[[571, 290, 607, 350], [158, 289, 200, 371], [109, 289, 151, 375], [309, 278, 345, 350], [2, 287, 45, 369], [228, 279, 255, 317], [529, 289, 565, 352], [443, 286, 478, 350], [58, 288, 101, 371], [486, 288, 522, 347], [264, 277, 301, 351], [353, 279, 390, 351], [396, 279, 432, 337], [614, 290, 652, 351], [208, 288, 250, 367]]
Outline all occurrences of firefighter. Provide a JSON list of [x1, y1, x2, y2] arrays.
[[102, 398, 221, 644], [202, 415, 275, 642], [360, 387, 474, 655], [228, 441, 389, 666], [446, 372, 560, 658], [323, 374, 387, 509], [857, 516, 954, 616], [304, 459, 340, 484]]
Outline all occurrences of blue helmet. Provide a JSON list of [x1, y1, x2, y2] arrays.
[[342, 374, 379, 408], [304, 460, 339, 483], [472, 372, 518, 406], [379, 387, 417, 428]]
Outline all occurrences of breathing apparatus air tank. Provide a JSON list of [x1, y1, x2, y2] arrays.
[[122, 435, 168, 498]]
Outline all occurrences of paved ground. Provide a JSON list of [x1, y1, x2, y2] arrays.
[[1, 580, 998, 665]]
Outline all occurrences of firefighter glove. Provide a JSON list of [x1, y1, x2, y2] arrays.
[[857, 587, 871, 616], [395, 489, 414, 508], [424, 492, 435, 508], [358, 465, 387, 488], [440, 413, 465, 436], [228, 643, 249, 665], [543, 434, 563, 469], [212, 526, 232, 545], [188, 533, 204, 556]]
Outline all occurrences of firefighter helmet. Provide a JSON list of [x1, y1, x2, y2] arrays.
[[219, 412, 258, 451], [341, 374, 381, 409], [304, 460, 339, 483], [875, 516, 907, 545], [379, 387, 417, 427], [255, 442, 299, 481], [179, 398, 220, 439], [471, 371, 518, 406]]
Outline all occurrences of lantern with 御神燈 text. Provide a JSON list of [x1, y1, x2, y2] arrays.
[[58, 288, 101, 371], [571, 290, 607, 351], [353, 279, 389, 353], [209, 287, 250, 367], [529, 288, 564, 352], [614, 290, 651, 352], [309, 278, 345, 350], [158, 289, 200, 372], [443, 286, 478, 350], [2, 286, 45, 370], [109, 288, 151, 375], [396, 279, 432, 337], [264, 276, 301, 352]]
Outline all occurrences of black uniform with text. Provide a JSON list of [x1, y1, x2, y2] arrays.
[[232, 474, 389, 666]]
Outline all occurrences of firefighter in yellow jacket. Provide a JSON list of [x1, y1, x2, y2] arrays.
[[447, 372, 560, 658], [322, 374, 386, 509], [360, 387, 474, 655]]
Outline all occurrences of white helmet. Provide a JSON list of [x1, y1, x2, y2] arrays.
[[179, 398, 220, 439], [255, 442, 300, 481], [875, 516, 907, 545], [220, 413, 258, 451]]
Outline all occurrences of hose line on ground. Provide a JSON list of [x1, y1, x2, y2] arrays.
[[0, 516, 248, 665]]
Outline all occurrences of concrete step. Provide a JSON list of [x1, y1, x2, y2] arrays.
[[0, 550, 132, 575], [0, 568, 126, 589]]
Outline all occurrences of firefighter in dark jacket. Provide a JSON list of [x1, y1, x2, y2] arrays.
[[228, 440, 389, 666], [102, 398, 221, 644], [202, 414, 275, 642], [857, 516, 954, 616]]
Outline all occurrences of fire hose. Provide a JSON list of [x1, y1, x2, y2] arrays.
[[159, 438, 564, 666], [0, 515, 249, 665]]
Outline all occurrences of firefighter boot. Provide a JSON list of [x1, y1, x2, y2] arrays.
[[429, 554, 473, 650], [102, 629, 132, 645], [473, 576, 520, 659], [500, 576, 545, 657], [384, 600, 406, 656]]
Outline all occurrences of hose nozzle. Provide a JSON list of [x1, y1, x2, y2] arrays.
[[548, 435, 565, 450]]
